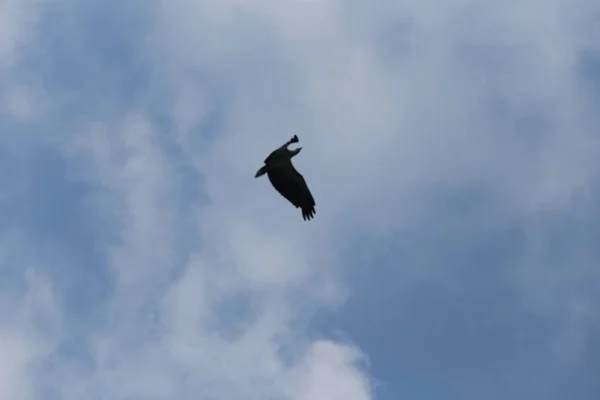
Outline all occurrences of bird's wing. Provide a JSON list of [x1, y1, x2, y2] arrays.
[[267, 161, 316, 220], [265, 147, 281, 164], [264, 150, 277, 164]]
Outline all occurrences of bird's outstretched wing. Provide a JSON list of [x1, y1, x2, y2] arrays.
[[264, 149, 278, 165], [267, 162, 316, 221]]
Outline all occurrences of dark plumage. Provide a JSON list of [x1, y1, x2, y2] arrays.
[[255, 135, 316, 221]]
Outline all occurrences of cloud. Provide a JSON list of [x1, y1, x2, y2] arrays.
[[0, 253, 61, 400], [0, 0, 599, 399]]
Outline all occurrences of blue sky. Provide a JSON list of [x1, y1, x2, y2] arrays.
[[1, 0, 599, 399]]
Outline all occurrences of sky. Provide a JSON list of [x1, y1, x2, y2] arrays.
[[0, 0, 599, 399]]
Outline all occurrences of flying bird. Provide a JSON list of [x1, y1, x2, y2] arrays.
[[255, 135, 316, 221]]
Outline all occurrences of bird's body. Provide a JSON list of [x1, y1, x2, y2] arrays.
[[255, 135, 316, 221]]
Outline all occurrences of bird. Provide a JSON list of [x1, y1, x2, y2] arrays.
[[255, 135, 316, 221]]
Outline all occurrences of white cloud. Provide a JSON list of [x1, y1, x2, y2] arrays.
[[59, 109, 367, 399], [0, 0, 42, 70], [283, 341, 373, 400], [144, 0, 600, 375], [0, 258, 61, 400], [0, 332, 33, 400], [0, 0, 599, 398]]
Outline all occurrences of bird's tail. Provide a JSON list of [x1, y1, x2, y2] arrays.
[[255, 165, 268, 178]]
